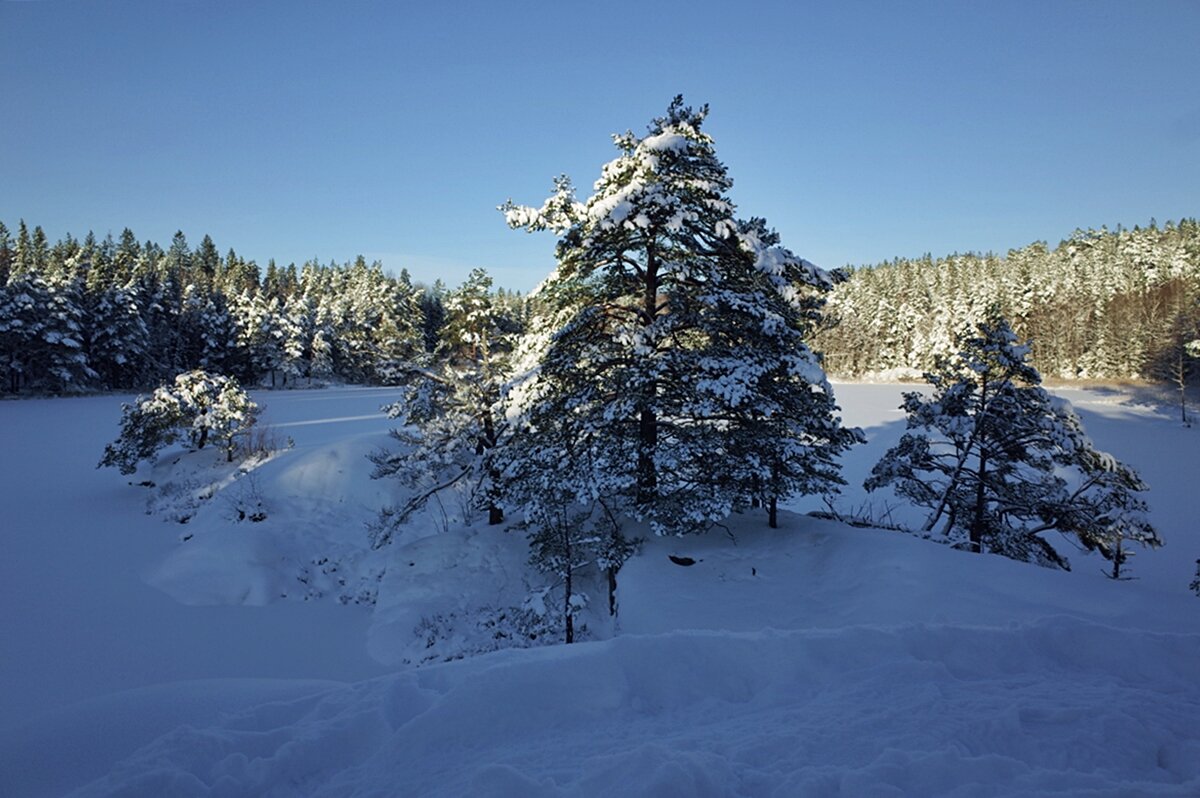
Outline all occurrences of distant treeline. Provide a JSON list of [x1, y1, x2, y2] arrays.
[[813, 219, 1200, 382], [0, 220, 526, 393], [4, 216, 1197, 395]]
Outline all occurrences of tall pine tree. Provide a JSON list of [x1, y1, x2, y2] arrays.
[[500, 96, 858, 537]]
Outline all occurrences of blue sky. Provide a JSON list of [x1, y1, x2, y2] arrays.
[[2, 0, 1197, 291]]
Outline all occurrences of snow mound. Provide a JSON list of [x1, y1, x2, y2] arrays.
[[62, 513, 1200, 797], [620, 515, 1198, 637], [367, 522, 547, 666], [145, 431, 396, 607], [68, 618, 1200, 797]]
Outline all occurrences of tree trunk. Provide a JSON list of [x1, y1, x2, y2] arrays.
[[1110, 537, 1126, 580], [636, 246, 659, 506], [563, 565, 574, 644], [767, 463, 779, 528], [970, 448, 987, 554], [968, 374, 989, 553], [607, 567, 618, 616], [482, 411, 503, 525], [1175, 354, 1189, 425], [637, 408, 657, 504]]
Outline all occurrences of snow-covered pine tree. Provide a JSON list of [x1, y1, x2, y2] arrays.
[[194, 234, 220, 294], [280, 293, 316, 386], [419, 280, 448, 352], [111, 228, 141, 288], [499, 96, 858, 538], [1061, 444, 1159, 579], [0, 275, 45, 392], [86, 283, 150, 390], [866, 314, 1158, 569], [177, 284, 209, 371], [0, 221, 12, 285], [483, 283, 639, 619], [309, 297, 337, 383], [232, 290, 286, 387], [1153, 308, 1200, 425], [99, 369, 258, 474], [369, 268, 519, 545], [493, 387, 636, 619]]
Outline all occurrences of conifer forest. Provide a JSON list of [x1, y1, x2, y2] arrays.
[[2, 215, 1196, 397]]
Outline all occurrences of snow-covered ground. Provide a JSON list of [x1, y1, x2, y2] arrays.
[[1, 384, 1197, 797]]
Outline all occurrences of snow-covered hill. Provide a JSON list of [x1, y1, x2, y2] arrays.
[[1, 384, 1197, 796]]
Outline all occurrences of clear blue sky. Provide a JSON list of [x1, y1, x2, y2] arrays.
[[3, 0, 1197, 291]]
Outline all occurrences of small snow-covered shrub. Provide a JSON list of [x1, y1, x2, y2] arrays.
[[228, 470, 268, 523], [243, 424, 293, 462], [411, 601, 572, 664], [99, 370, 259, 474]]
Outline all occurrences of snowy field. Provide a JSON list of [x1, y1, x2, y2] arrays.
[[1, 383, 1198, 797]]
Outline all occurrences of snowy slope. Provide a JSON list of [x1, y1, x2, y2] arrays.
[[1, 384, 1197, 797], [59, 520, 1200, 797]]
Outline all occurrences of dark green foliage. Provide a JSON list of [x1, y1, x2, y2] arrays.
[[867, 315, 1160, 570], [500, 97, 858, 538]]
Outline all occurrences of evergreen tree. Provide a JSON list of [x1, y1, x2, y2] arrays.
[[262, 259, 282, 299], [499, 96, 857, 538], [99, 370, 259, 473], [309, 298, 337, 382], [166, 231, 191, 280], [113, 228, 140, 286], [29, 225, 49, 274], [419, 280, 448, 352], [0, 273, 46, 391], [39, 272, 96, 391], [87, 284, 150, 389], [219, 248, 260, 296], [0, 221, 12, 285], [194, 234, 221, 293], [866, 315, 1159, 569], [281, 293, 316, 385], [13, 220, 32, 276], [195, 292, 240, 377], [232, 290, 285, 386], [370, 268, 517, 542], [85, 232, 117, 295]]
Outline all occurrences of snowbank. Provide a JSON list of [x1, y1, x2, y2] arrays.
[[65, 616, 1200, 796]]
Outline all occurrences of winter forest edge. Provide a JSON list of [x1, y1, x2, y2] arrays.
[[8, 96, 1200, 610], [4, 96, 1200, 796]]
